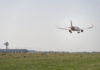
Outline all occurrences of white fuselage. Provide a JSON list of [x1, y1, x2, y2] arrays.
[[71, 26, 81, 31]]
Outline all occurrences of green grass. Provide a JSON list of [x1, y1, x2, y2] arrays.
[[0, 53, 100, 70]]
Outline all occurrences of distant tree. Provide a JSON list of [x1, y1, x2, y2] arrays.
[[4, 42, 9, 49]]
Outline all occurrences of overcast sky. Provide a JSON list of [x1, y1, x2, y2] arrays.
[[0, 0, 100, 52]]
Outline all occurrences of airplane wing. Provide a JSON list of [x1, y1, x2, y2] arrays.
[[57, 27, 70, 30], [87, 24, 94, 29], [84, 24, 94, 30]]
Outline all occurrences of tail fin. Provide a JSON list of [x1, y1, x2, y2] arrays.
[[70, 20, 72, 27]]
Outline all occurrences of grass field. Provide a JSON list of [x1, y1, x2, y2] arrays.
[[0, 53, 100, 70]]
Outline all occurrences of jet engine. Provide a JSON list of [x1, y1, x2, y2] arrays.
[[81, 29, 84, 32], [69, 30, 72, 33]]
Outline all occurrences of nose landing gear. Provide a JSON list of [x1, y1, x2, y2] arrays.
[[77, 32, 80, 33]]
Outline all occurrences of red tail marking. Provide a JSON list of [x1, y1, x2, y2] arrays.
[[70, 20, 72, 27]]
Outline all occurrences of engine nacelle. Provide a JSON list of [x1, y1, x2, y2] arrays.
[[81, 29, 84, 32], [69, 30, 72, 33]]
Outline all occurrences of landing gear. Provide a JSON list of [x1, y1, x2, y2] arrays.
[[69, 30, 72, 33], [77, 32, 80, 33]]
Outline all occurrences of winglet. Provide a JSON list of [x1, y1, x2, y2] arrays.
[[88, 24, 94, 29]]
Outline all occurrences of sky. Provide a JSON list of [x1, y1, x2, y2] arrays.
[[0, 0, 100, 52]]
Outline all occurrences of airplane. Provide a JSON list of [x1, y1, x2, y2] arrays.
[[58, 20, 93, 33]]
